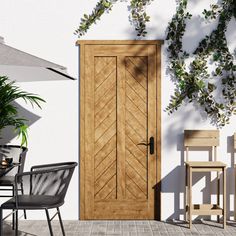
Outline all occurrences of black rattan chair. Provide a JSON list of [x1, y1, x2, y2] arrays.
[[0, 161, 77, 236], [0, 145, 28, 223]]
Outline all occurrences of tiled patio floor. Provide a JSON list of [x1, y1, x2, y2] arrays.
[[3, 220, 236, 235]]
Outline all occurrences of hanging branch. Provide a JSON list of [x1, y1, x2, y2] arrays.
[[74, 0, 117, 37], [129, 0, 154, 37]]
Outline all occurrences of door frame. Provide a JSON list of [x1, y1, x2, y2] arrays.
[[77, 40, 163, 220]]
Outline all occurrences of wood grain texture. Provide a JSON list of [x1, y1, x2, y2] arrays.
[[184, 130, 219, 147], [125, 56, 148, 200], [117, 56, 126, 200], [223, 166, 226, 228], [84, 45, 95, 219], [94, 56, 117, 201], [156, 44, 162, 220], [76, 40, 164, 46], [79, 43, 85, 219], [185, 161, 226, 167], [147, 45, 157, 218]]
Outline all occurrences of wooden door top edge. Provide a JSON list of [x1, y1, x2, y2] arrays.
[[76, 40, 164, 46]]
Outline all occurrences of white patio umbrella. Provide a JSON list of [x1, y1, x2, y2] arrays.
[[0, 36, 75, 80]]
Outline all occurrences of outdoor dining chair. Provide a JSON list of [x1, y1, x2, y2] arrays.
[[0, 145, 28, 223], [184, 130, 226, 229], [0, 161, 77, 236]]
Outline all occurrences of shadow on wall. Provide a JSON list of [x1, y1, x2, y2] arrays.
[[0, 102, 41, 145]]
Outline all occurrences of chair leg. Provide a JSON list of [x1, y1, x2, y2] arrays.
[[57, 207, 65, 236], [20, 183, 27, 219], [12, 210, 15, 230], [45, 209, 54, 236], [0, 208, 3, 236], [234, 165, 236, 221], [185, 165, 188, 222], [223, 167, 226, 229], [15, 210, 18, 236], [217, 171, 220, 223]]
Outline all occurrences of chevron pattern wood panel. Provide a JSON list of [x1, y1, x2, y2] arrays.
[[94, 56, 117, 200], [125, 56, 148, 199]]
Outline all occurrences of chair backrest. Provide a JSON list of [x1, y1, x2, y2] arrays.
[[0, 145, 28, 176], [184, 130, 219, 162], [16, 162, 77, 205]]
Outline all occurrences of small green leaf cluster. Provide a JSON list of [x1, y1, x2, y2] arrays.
[[166, 0, 192, 59], [130, 0, 153, 37], [202, 4, 222, 20], [166, 0, 236, 127], [74, 0, 116, 37]]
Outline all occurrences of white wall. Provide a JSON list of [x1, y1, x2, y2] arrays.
[[0, 0, 235, 220]]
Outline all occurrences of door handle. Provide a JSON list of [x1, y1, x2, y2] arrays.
[[137, 137, 154, 155]]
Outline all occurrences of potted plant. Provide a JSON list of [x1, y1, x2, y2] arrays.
[[0, 75, 45, 146]]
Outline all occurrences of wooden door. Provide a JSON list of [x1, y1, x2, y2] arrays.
[[79, 41, 162, 220]]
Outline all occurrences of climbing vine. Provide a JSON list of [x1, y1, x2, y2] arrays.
[[74, 0, 153, 37], [75, 0, 236, 127], [74, 0, 116, 37], [166, 0, 236, 127]]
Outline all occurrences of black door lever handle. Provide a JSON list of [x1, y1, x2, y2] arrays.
[[137, 142, 149, 146], [137, 137, 154, 155]]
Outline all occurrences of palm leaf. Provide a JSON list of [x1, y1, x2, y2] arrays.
[[0, 76, 45, 146]]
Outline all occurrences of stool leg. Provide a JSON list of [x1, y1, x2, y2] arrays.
[[223, 168, 226, 229], [235, 166, 236, 221], [189, 167, 192, 229], [217, 171, 220, 223], [185, 165, 188, 222]]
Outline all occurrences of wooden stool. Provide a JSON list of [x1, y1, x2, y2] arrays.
[[184, 130, 226, 229], [234, 133, 236, 221]]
